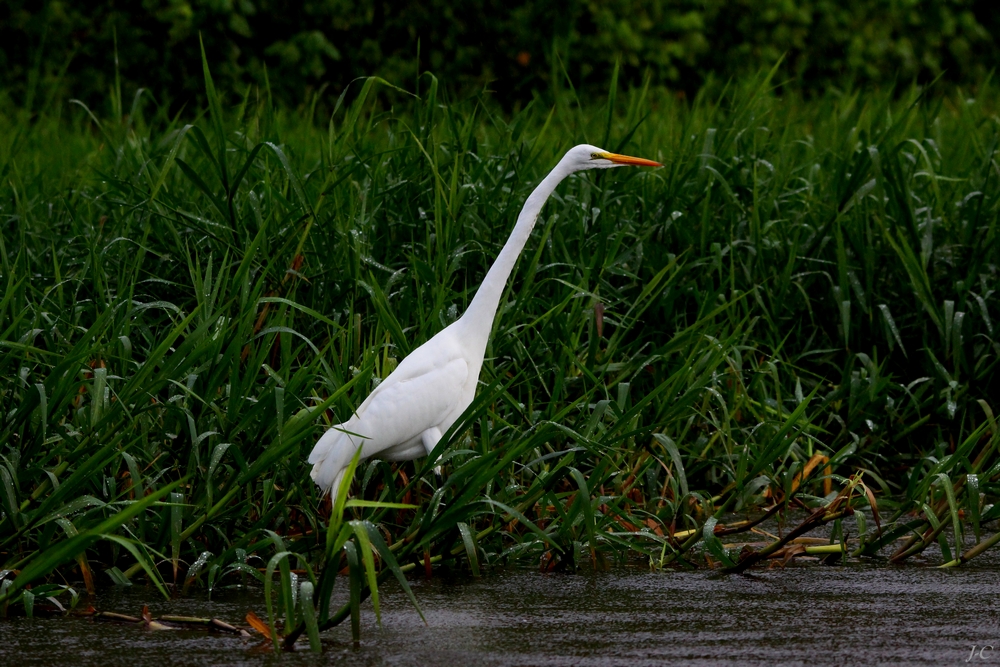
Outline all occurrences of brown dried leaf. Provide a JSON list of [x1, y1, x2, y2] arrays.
[[245, 610, 274, 638], [862, 481, 883, 536], [778, 544, 807, 566]]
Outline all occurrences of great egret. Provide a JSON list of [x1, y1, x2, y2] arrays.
[[309, 144, 661, 498]]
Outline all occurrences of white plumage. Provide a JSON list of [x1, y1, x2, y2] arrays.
[[308, 144, 661, 498]]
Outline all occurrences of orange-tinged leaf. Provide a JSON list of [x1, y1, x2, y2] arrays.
[[791, 453, 830, 493], [77, 554, 95, 596], [862, 481, 883, 536], [245, 610, 275, 637]]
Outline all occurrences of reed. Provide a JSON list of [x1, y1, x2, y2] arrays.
[[1, 58, 997, 643]]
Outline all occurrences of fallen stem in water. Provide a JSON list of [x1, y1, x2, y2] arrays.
[[725, 505, 854, 574], [939, 529, 1000, 568]]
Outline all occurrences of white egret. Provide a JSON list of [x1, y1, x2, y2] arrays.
[[309, 144, 661, 498]]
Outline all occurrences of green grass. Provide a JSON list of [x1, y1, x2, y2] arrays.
[[1, 64, 999, 642]]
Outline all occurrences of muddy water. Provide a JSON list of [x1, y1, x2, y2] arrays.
[[2, 561, 999, 666]]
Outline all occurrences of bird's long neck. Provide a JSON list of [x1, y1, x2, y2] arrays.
[[459, 158, 573, 344]]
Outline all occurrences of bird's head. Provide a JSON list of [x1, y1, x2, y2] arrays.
[[563, 143, 662, 171]]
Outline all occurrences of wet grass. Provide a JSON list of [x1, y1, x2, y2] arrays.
[[1, 61, 999, 646]]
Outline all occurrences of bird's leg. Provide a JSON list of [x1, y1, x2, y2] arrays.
[[421, 427, 444, 486]]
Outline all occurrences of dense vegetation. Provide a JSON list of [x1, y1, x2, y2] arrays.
[[3, 0, 997, 111], [1, 60, 998, 643]]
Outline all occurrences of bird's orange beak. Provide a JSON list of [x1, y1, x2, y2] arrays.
[[599, 152, 662, 167]]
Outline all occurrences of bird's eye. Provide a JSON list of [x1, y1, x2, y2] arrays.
[[590, 152, 602, 160]]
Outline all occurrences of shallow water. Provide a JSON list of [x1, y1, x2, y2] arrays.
[[2, 561, 999, 666]]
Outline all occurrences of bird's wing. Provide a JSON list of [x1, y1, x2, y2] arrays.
[[351, 350, 469, 453]]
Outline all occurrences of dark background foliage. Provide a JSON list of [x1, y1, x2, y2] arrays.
[[2, 0, 998, 112]]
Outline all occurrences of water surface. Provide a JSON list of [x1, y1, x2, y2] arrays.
[[2, 561, 998, 666]]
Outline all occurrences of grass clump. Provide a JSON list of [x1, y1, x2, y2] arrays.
[[0, 65, 998, 641]]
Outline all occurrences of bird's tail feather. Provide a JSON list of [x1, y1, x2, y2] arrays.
[[308, 426, 360, 499]]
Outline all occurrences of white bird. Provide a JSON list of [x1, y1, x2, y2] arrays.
[[309, 144, 662, 498]]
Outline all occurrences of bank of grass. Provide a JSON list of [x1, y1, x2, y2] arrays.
[[1, 66, 999, 640]]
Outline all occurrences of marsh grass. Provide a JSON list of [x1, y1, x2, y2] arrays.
[[1, 58, 998, 645]]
